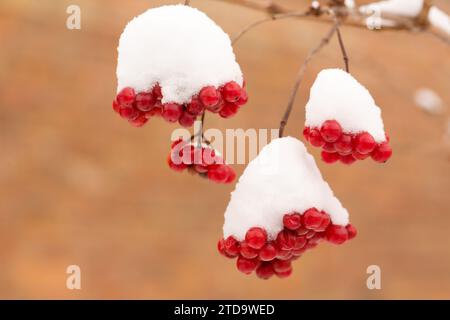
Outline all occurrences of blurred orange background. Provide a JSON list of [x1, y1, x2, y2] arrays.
[[0, 0, 449, 299]]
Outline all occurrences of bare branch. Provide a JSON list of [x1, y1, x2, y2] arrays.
[[279, 22, 339, 138], [335, 24, 349, 72]]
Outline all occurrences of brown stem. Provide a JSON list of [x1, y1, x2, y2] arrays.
[[197, 112, 205, 147], [232, 10, 312, 44], [184, 0, 190, 5], [336, 25, 350, 72], [279, 22, 339, 138]]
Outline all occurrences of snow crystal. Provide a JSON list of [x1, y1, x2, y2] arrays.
[[223, 137, 349, 240], [414, 88, 444, 115], [305, 69, 386, 142], [428, 6, 450, 37], [116, 5, 243, 104], [360, 0, 424, 18]]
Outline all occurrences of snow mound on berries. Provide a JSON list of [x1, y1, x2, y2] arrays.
[[223, 137, 349, 240], [116, 5, 243, 104], [305, 69, 386, 142], [360, 0, 423, 18]]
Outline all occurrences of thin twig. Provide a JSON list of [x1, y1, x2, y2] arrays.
[[184, 0, 190, 5], [335, 24, 350, 72], [279, 22, 339, 138], [232, 10, 311, 44], [197, 112, 205, 147]]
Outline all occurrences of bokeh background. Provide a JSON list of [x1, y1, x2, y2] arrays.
[[0, 0, 449, 299]]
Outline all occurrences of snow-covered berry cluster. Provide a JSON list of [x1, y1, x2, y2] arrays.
[[218, 209, 356, 279], [168, 139, 236, 184], [303, 121, 392, 164], [114, 5, 247, 128], [305, 69, 393, 164]]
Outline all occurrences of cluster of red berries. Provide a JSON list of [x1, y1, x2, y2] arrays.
[[112, 81, 248, 128], [218, 208, 356, 279], [303, 120, 392, 164], [168, 139, 236, 184]]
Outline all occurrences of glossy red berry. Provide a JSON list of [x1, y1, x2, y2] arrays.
[[339, 154, 357, 165], [283, 213, 302, 230], [224, 166, 236, 184], [119, 106, 139, 120], [276, 249, 293, 261], [129, 115, 148, 127], [275, 268, 292, 278], [321, 151, 340, 164], [346, 224, 357, 240], [112, 99, 120, 113], [199, 86, 220, 108], [236, 256, 259, 274], [354, 132, 376, 154], [272, 259, 292, 273], [303, 127, 310, 141], [207, 164, 229, 183], [245, 227, 267, 250], [334, 134, 353, 155], [219, 102, 239, 118], [325, 225, 348, 245], [162, 103, 183, 122], [152, 84, 163, 101], [217, 239, 231, 258], [224, 236, 240, 257], [135, 92, 155, 112], [239, 242, 259, 259], [322, 142, 336, 153], [316, 212, 331, 232], [371, 142, 392, 163], [222, 81, 242, 102], [309, 129, 325, 147], [116, 87, 135, 107], [256, 263, 275, 280], [259, 243, 277, 261], [236, 88, 248, 106], [293, 235, 307, 250], [320, 120, 342, 143], [186, 97, 205, 115], [145, 106, 162, 118], [167, 155, 187, 171], [352, 151, 370, 160], [178, 111, 196, 127], [303, 208, 323, 230], [276, 230, 296, 250]]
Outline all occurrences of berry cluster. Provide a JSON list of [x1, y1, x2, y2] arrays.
[[112, 81, 248, 128], [218, 208, 356, 279], [303, 120, 392, 164], [168, 139, 236, 184]]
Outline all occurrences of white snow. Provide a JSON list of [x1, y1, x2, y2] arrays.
[[223, 137, 349, 241], [305, 69, 387, 142], [116, 5, 243, 104], [414, 88, 444, 115], [360, 0, 424, 18], [428, 6, 450, 37]]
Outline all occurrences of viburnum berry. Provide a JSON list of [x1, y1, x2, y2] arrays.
[[112, 100, 120, 113], [308, 129, 325, 147], [352, 151, 370, 160], [199, 86, 220, 108], [272, 259, 291, 273], [130, 115, 148, 127], [371, 142, 392, 163], [322, 142, 336, 153], [236, 256, 259, 274], [334, 134, 353, 155], [320, 120, 342, 143], [167, 154, 187, 171], [346, 224, 357, 240], [303, 127, 310, 141], [116, 87, 136, 107], [302, 208, 323, 230], [339, 154, 357, 165], [326, 225, 348, 245], [240, 242, 259, 259], [245, 227, 267, 250], [135, 92, 155, 111], [162, 103, 183, 122], [321, 151, 340, 164], [276, 230, 296, 251], [275, 268, 292, 278], [222, 81, 242, 102], [354, 132, 376, 154], [146, 105, 162, 118], [224, 236, 239, 257], [152, 84, 163, 101], [283, 213, 302, 230], [219, 102, 239, 119], [259, 243, 277, 261], [256, 263, 275, 280], [207, 164, 229, 183], [178, 111, 196, 127], [293, 235, 307, 250], [186, 97, 205, 115], [119, 106, 138, 120], [235, 89, 248, 106]]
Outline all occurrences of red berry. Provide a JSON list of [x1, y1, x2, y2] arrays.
[[112, 99, 120, 113], [320, 120, 342, 143], [162, 103, 183, 123], [352, 151, 369, 160], [339, 154, 357, 165], [293, 235, 307, 250], [178, 111, 196, 127], [371, 142, 392, 163], [119, 106, 139, 120], [145, 106, 162, 118], [322, 142, 336, 153], [236, 256, 259, 274], [275, 268, 292, 278], [199, 86, 220, 108], [129, 114, 148, 127], [276, 249, 292, 261], [325, 225, 348, 245], [245, 227, 267, 250], [171, 138, 185, 149], [321, 151, 340, 164], [239, 242, 259, 259], [316, 212, 331, 232], [135, 92, 155, 112], [167, 155, 187, 171], [276, 230, 296, 251], [194, 164, 208, 174], [303, 208, 323, 230], [224, 166, 236, 184], [222, 81, 242, 102], [256, 263, 274, 280], [116, 87, 135, 107], [219, 102, 239, 118], [346, 224, 357, 240], [259, 243, 277, 261], [303, 127, 310, 141], [354, 132, 376, 154], [235, 88, 248, 106], [334, 134, 353, 155], [283, 213, 302, 230], [207, 164, 229, 183], [273, 259, 291, 273], [217, 239, 229, 257], [152, 84, 162, 101], [308, 129, 325, 147], [296, 226, 309, 236], [224, 236, 240, 257], [186, 97, 205, 115]]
